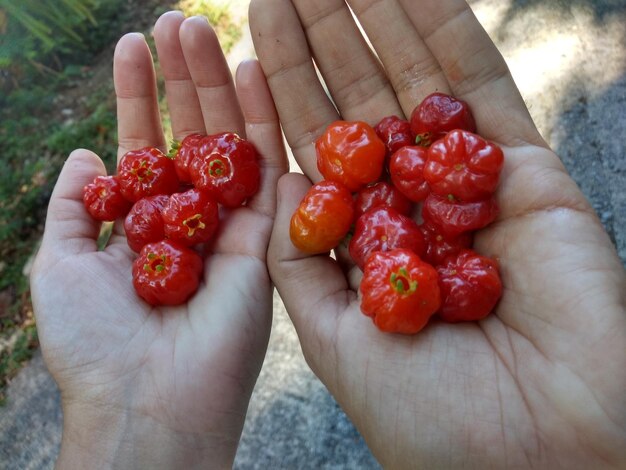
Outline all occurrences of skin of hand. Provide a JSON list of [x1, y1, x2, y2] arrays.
[[250, 0, 626, 468], [29, 12, 287, 469]]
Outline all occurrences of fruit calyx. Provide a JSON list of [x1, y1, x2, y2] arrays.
[[390, 267, 417, 295]]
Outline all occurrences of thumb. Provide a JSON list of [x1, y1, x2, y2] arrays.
[[268, 173, 356, 346], [40, 149, 107, 257]]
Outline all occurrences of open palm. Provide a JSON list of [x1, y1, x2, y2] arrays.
[[251, 0, 626, 467], [30, 12, 286, 468]]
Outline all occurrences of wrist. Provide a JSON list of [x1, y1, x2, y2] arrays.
[[57, 399, 237, 469]]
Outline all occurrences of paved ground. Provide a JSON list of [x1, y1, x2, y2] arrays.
[[1, 0, 624, 468]]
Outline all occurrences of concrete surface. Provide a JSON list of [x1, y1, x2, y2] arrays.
[[1, 1, 625, 468]]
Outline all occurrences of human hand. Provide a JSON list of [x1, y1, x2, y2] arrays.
[[30, 12, 287, 469], [250, 0, 626, 467]]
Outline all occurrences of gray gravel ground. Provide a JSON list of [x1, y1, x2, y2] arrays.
[[1, 1, 624, 468]]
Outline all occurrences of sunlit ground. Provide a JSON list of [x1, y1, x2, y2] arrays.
[[471, 0, 626, 142]]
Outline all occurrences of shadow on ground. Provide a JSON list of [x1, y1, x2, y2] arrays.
[[235, 385, 379, 469], [551, 72, 626, 263]]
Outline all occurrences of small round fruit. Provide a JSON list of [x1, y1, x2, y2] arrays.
[[354, 181, 412, 218], [132, 240, 203, 306], [290, 180, 355, 254], [83, 175, 132, 221], [410, 93, 476, 146], [424, 130, 504, 202], [162, 188, 219, 246], [118, 147, 179, 202], [316, 121, 386, 192], [169, 133, 204, 183], [189, 132, 260, 208], [349, 207, 425, 270], [360, 249, 441, 334], [389, 145, 430, 202], [437, 249, 502, 322], [419, 222, 473, 266], [124, 194, 169, 253], [422, 193, 499, 238], [374, 115, 415, 157]]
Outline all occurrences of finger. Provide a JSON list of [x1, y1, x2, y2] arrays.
[[40, 150, 105, 256], [291, 0, 402, 121], [114, 33, 166, 161], [179, 16, 245, 136], [268, 173, 355, 337], [346, 0, 451, 116], [250, 0, 338, 181], [236, 60, 289, 219], [153, 11, 206, 140], [398, 0, 544, 146]]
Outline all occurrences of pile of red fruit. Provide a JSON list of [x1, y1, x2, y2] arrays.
[[83, 132, 260, 306], [290, 93, 504, 334]]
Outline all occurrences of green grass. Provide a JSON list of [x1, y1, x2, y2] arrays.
[[0, 0, 245, 404]]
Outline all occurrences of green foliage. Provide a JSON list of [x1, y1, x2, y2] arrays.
[[0, 85, 117, 293], [177, 0, 243, 52], [0, 0, 126, 78], [0, 0, 96, 52]]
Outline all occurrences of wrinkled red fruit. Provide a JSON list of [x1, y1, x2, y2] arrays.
[[410, 93, 476, 146], [170, 133, 204, 183], [374, 115, 415, 157], [349, 207, 425, 270], [437, 249, 502, 322], [83, 175, 132, 221], [354, 181, 412, 218], [316, 121, 386, 192], [118, 147, 179, 202], [132, 239, 203, 306], [419, 222, 473, 266], [360, 249, 441, 334], [422, 193, 499, 238], [290, 180, 355, 254], [389, 146, 430, 202], [162, 188, 219, 246], [124, 194, 169, 253], [424, 130, 504, 202], [190, 132, 260, 207]]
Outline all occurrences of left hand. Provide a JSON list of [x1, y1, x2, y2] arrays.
[[30, 12, 287, 469]]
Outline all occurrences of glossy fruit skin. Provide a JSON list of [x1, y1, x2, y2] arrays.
[[83, 175, 132, 221], [118, 147, 179, 202], [132, 239, 203, 306], [124, 195, 169, 253], [290, 181, 355, 254], [410, 93, 476, 146], [354, 181, 412, 218], [360, 249, 441, 334], [424, 130, 504, 202], [437, 249, 502, 322], [419, 222, 473, 266], [349, 207, 426, 270], [189, 132, 260, 208], [170, 133, 204, 183], [389, 145, 430, 202], [422, 193, 499, 238], [162, 188, 219, 246], [316, 121, 386, 192], [374, 116, 415, 157]]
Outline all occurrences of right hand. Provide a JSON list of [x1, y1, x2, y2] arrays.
[[250, 0, 626, 467]]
